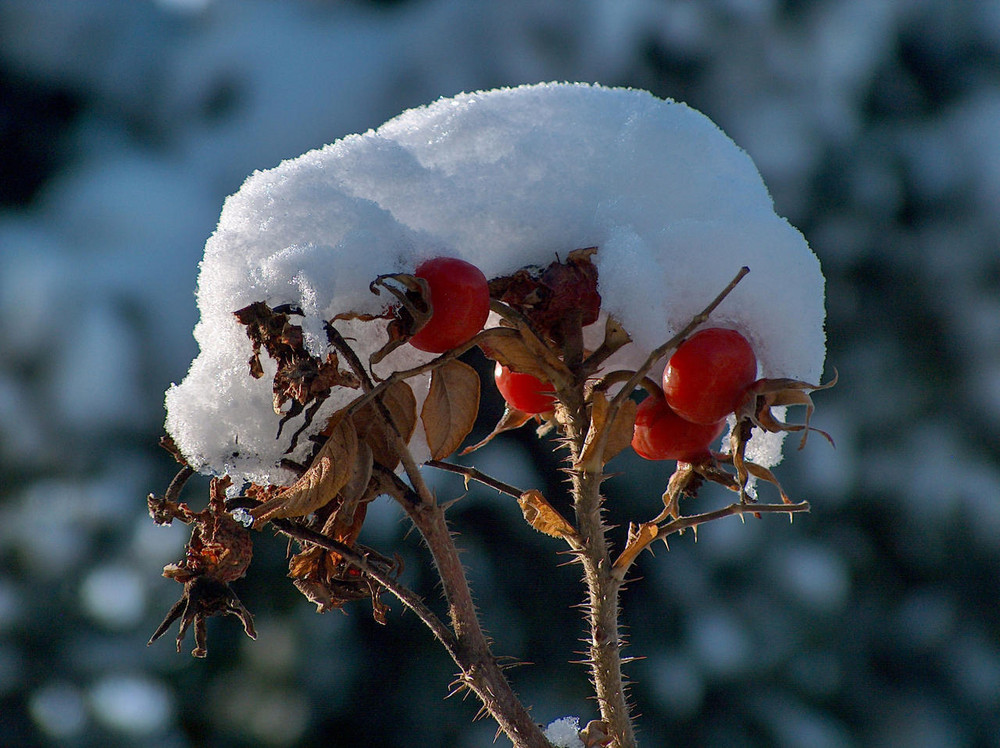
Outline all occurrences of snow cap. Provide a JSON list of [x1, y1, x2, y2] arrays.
[[166, 83, 825, 485]]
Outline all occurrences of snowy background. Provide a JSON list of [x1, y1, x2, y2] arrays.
[[1, 1, 998, 746]]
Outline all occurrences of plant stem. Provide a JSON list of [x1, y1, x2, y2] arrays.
[[327, 325, 549, 748], [402, 499, 551, 748], [572, 468, 636, 748], [561, 392, 636, 748]]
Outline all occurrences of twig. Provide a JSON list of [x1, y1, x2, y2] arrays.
[[425, 459, 524, 500], [611, 500, 811, 579]]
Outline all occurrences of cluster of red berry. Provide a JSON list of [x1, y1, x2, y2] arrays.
[[405, 256, 756, 464], [633, 327, 756, 462]]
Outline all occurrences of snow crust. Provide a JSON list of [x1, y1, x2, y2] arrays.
[[165, 82, 825, 485]]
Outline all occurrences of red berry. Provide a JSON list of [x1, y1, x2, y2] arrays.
[[494, 362, 556, 414], [662, 328, 757, 424], [631, 395, 725, 462], [409, 257, 490, 353]]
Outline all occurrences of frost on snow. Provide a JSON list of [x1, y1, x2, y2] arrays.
[[165, 82, 825, 486]]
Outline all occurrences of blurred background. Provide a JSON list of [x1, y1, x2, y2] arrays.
[[1, 0, 998, 746]]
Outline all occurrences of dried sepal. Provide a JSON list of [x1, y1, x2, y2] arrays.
[[517, 490, 577, 541], [421, 359, 481, 460], [148, 477, 256, 657], [365, 272, 433, 365], [737, 370, 838, 449], [250, 414, 359, 526], [582, 315, 632, 375]]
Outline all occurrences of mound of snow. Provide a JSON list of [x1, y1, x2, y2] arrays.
[[165, 82, 825, 485]]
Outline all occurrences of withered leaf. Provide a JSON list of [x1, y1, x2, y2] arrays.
[[234, 301, 360, 421], [459, 406, 535, 455], [250, 415, 359, 526], [518, 490, 576, 540], [577, 391, 638, 469], [352, 380, 418, 468], [612, 521, 661, 572], [477, 328, 552, 382], [421, 359, 481, 460], [492, 248, 601, 343]]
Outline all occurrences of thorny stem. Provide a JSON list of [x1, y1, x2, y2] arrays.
[[327, 325, 549, 748], [561, 267, 750, 747], [425, 459, 524, 500], [561, 394, 637, 748]]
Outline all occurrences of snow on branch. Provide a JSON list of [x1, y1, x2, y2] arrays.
[[165, 83, 825, 485]]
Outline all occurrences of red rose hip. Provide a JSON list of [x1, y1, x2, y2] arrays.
[[494, 362, 556, 414], [631, 395, 725, 462], [662, 327, 757, 424], [408, 257, 490, 353]]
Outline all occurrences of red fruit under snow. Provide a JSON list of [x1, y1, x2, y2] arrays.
[[409, 257, 490, 353], [494, 363, 556, 414], [662, 327, 757, 424], [631, 395, 725, 462]]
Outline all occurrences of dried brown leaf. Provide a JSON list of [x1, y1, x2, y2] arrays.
[[517, 490, 576, 539], [612, 521, 661, 571], [577, 391, 637, 468], [250, 415, 359, 526], [421, 359, 481, 460], [477, 328, 552, 382], [459, 406, 535, 455], [352, 379, 417, 468]]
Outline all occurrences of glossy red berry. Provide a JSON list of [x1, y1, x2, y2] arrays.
[[631, 395, 725, 462], [409, 257, 490, 353], [662, 327, 757, 424], [494, 362, 556, 414]]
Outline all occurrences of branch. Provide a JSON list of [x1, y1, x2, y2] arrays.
[[325, 325, 549, 748], [425, 459, 524, 500], [612, 500, 811, 579]]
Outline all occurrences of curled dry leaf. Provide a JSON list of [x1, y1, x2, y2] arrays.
[[233, 301, 361, 419], [612, 521, 661, 572], [577, 391, 638, 469], [459, 406, 535, 456], [421, 359, 481, 460], [580, 720, 613, 748], [351, 379, 417, 469], [250, 414, 359, 526], [517, 490, 577, 540], [478, 328, 553, 383]]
